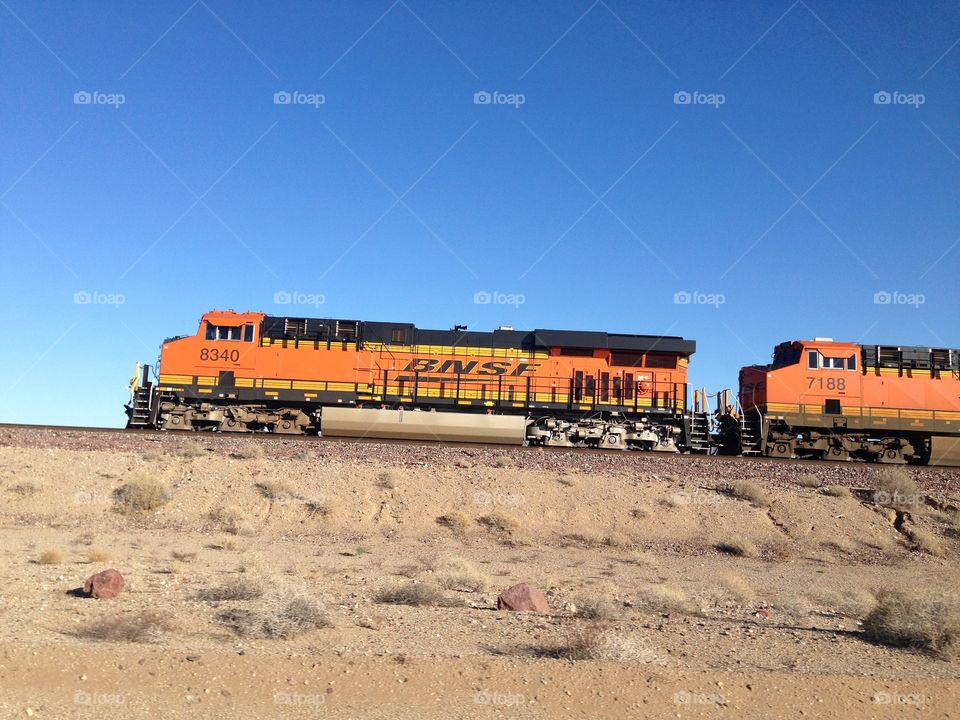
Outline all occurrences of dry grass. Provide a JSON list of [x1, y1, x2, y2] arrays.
[[822, 485, 852, 499], [255, 480, 295, 500], [38, 548, 65, 565], [376, 471, 397, 490], [87, 548, 113, 563], [571, 594, 621, 620], [177, 441, 206, 458], [875, 467, 923, 510], [436, 511, 471, 533], [554, 627, 664, 663], [303, 497, 338, 519], [209, 505, 253, 536], [199, 576, 265, 601], [433, 557, 488, 592], [718, 480, 769, 508], [602, 531, 633, 548], [797, 474, 821, 489], [716, 538, 758, 558], [715, 572, 756, 603], [75, 611, 174, 643], [232, 444, 264, 460], [557, 476, 577, 487], [907, 526, 945, 557], [808, 589, 875, 619], [374, 582, 462, 607], [219, 593, 332, 639], [114, 475, 170, 514], [171, 550, 198, 563], [862, 589, 960, 659], [477, 511, 520, 533], [630, 506, 651, 519], [633, 584, 692, 615], [8, 481, 39, 497]]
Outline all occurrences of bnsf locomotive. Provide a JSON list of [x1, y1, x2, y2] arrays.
[[127, 310, 701, 452], [126, 311, 960, 465]]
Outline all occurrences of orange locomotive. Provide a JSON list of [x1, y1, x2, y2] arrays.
[[127, 310, 700, 451], [733, 339, 960, 464]]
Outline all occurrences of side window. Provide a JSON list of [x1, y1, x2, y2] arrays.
[[807, 350, 818, 369], [205, 323, 216, 340], [244, 324, 254, 343], [847, 354, 856, 371], [205, 324, 242, 341]]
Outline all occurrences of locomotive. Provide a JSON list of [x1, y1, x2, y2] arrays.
[[125, 311, 960, 465]]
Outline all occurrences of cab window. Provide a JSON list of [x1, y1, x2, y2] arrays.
[[205, 323, 247, 341], [808, 350, 857, 370]]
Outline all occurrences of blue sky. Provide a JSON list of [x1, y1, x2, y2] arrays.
[[1, 0, 957, 427]]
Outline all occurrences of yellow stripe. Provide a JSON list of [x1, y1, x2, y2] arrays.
[[264, 391, 279, 397], [196, 376, 215, 386], [159, 374, 192, 384], [262, 379, 291, 389], [235, 378, 254, 388], [292, 381, 326, 390], [197, 388, 212, 394], [303, 393, 317, 398]]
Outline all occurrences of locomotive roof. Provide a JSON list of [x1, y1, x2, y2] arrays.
[[261, 315, 696, 356]]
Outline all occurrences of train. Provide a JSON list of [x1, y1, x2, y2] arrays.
[[125, 310, 960, 465]]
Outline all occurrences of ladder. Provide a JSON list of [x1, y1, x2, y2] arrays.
[[126, 363, 157, 428], [686, 411, 711, 453], [738, 402, 764, 456]]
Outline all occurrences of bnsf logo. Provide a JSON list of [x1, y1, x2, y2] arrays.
[[402, 359, 539, 376]]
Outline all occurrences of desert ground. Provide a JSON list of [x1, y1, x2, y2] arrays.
[[0, 426, 958, 719]]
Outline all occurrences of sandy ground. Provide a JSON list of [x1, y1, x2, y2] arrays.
[[0, 427, 958, 718]]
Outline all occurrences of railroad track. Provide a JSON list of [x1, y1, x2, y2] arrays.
[[3, 422, 958, 470]]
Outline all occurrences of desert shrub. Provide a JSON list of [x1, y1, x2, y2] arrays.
[[171, 550, 198, 562], [255, 480, 295, 500], [862, 589, 960, 659], [718, 480, 769, 508], [561, 530, 605, 548], [376, 471, 397, 489], [374, 582, 462, 607], [797, 474, 821, 488], [219, 594, 331, 639], [303, 497, 337, 518], [114, 476, 169, 513], [571, 594, 621, 620], [434, 557, 487, 592], [822, 486, 852, 499], [232, 444, 264, 460], [76, 611, 173, 643], [8, 481, 39, 497], [875, 468, 922, 509], [436, 511, 471, 532], [87, 548, 113, 563], [209, 505, 251, 535], [477, 511, 520, 533], [38, 548, 65, 565], [808, 589, 875, 619], [715, 572, 755, 603], [177, 441, 206, 458], [199, 576, 265, 601], [907, 527, 945, 557], [633, 584, 692, 614], [558, 476, 577, 487], [716, 538, 758, 558], [630, 506, 651, 519], [555, 627, 664, 662], [603, 531, 633, 548]]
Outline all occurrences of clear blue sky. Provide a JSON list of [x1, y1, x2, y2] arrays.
[[1, 0, 957, 427]]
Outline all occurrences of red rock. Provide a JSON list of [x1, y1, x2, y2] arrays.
[[497, 583, 549, 612], [83, 569, 124, 599]]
